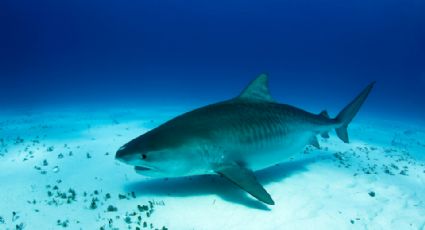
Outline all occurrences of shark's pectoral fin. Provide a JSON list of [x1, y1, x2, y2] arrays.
[[310, 136, 321, 149], [214, 163, 275, 205]]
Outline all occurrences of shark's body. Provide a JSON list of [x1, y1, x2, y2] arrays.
[[145, 100, 335, 174], [116, 75, 374, 205]]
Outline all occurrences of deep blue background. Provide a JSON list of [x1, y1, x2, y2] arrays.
[[1, 0, 424, 119]]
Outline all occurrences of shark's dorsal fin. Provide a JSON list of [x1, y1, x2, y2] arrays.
[[215, 162, 275, 205], [236, 74, 275, 102]]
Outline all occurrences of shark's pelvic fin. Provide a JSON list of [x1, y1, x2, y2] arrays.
[[335, 82, 375, 143], [215, 163, 275, 205], [237, 74, 275, 103]]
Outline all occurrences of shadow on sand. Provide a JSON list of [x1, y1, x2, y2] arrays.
[[124, 154, 331, 210]]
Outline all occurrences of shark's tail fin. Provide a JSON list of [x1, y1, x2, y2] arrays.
[[335, 82, 375, 143]]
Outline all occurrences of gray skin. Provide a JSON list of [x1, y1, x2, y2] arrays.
[[116, 74, 374, 205]]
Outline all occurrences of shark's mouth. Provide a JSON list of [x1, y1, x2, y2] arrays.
[[135, 166, 152, 171]]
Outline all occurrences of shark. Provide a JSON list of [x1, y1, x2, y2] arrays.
[[116, 74, 375, 205]]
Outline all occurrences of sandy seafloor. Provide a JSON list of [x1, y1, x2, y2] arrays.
[[0, 106, 424, 230]]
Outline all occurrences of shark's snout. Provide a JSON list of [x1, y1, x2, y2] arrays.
[[115, 145, 132, 163]]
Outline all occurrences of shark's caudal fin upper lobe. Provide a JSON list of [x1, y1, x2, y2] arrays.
[[335, 82, 376, 143]]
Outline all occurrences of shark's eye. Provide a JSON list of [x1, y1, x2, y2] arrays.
[[141, 154, 147, 160]]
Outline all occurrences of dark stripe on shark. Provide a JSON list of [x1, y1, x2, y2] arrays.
[[236, 109, 289, 148]]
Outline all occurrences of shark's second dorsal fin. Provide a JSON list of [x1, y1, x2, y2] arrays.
[[236, 74, 275, 102]]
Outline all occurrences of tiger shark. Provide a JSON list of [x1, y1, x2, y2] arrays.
[[116, 74, 374, 205]]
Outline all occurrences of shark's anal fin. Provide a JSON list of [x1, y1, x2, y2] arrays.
[[321, 132, 330, 139], [318, 110, 330, 139], [215, 163, 275, 205], [310, 136, 321, 149]]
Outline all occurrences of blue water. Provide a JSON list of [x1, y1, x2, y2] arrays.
[[1, 1, 425, 229], [1, 0, 424, 117]]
